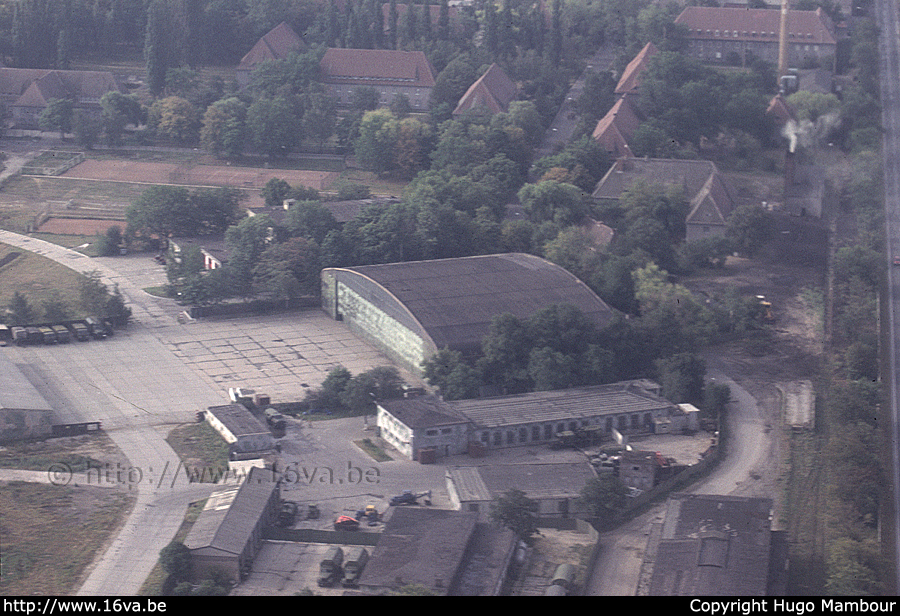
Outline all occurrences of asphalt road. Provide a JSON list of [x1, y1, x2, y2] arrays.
[[876, 0, 900, 594]]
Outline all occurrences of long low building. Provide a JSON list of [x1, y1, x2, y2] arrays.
[[205, 404, 276, 459], [183, 466, 280, 584], [0, 355, 54, 442], [377, 380, 699, 462]]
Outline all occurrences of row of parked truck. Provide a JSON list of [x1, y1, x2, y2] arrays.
[[4, 317, 114, 346], [317, 546, 369, 588]]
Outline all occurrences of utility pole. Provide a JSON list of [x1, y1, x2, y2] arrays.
[[777, 0, 789, 82]]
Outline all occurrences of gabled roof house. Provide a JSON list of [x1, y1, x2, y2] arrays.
[[591, 94, 642, 159], [236, 22, 306, 89], [319, 48, 436, 110], [452, 63, 517, 116], [614, 41, 658, 97], [0, 68, 123, 128], [592, 157, 736, 242]]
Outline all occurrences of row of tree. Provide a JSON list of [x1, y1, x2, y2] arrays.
[[5, 271, 131, 326]]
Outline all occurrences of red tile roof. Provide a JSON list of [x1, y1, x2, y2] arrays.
[[766, 93, 796, 125], [591, 95, 642, 158], [615, 42, 658, 96], [238, 22, 304, 72], [453, 63, 517, 115], [674, 6, 836, 46], [0, 68, 122, 107], [320, 48, 436, 88]]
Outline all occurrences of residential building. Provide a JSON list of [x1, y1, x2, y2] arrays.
[[183, 466, 280, 584], [453, 63, 517, 116], [614, 42, 658, 98], [236, 22, 305, 89], [0, 68, 124, 129], [169, 235, 229, 270], [674, 6, 837, 70], [591, 94, 642, 159], [319, 48, 436, 111], [591, 157, 737, 242], [321, 253, 618, 375], [640, 493, 787, 596]]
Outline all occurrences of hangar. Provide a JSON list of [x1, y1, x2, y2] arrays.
[[320, 253, 618, 374]]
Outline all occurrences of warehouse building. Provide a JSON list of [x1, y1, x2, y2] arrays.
[[446, 462, 597, 520], [0, 355, 54, 442], [183, 466, 280, 584], [204, 404, 276, 460], [376, 380, 698, 462], [640, 493, 787, 596], [321, 253, 619, 375]]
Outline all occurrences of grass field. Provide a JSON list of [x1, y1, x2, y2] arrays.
[[165, 422, 231, 483], [0, 481, 135, 595], [0, 241, 95, 320]]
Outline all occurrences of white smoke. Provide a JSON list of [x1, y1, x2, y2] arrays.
[[782, 112, 841, 152]]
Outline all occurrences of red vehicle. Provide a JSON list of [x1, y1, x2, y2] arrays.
[[334, 515, 360, 531]]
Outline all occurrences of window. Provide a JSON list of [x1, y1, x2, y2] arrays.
[[519, 428, 528, 443], [468, 504, 480, 512], [425, 429, 438, 436], [532, 426, 541, 441], [544, 424, 553, 440], [441, 428, 452, 435], [506, 431, 514, 445], [493, 432, 501, 446]]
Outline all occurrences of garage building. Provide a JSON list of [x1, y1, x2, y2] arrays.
[[321, 253, 619, 375], [0, 355, 54, 442]]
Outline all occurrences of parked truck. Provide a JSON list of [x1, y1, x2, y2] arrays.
[[52, 325, 70, 343], [85, 316, 107, 339], [38, 326, 57, 344], [341, 547, 369, 588], [317, 546, 344, 587], [70, 322, 90, 341]]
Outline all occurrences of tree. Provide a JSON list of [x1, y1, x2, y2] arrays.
[[490, 489, 540, 545], [518, 180, 588, 226], [252, 237, 321, 299], [41, 291, 70, 322], [73, 109, 101, 150], [159, 541, 191, 582], [200, 97, 247, 158], [127, 185, 195, 242], [247, 96, 302, 158], [579, 475, 628, 523], [655, 352, 706, 405], [100, 92, 142, 147], [355, 108, 400, 176], [79, 270, 112, 317], [145, 0, 175, 96], [38, 98, 73, 138], [261, 178, 293, 209], [8, 291, 35, 326], [422, 348, 482, 400], [726, 203, 771, 257], [149, 96, 200, 145]]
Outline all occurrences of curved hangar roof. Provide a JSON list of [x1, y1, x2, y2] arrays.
[[327, 253, 618, 352]]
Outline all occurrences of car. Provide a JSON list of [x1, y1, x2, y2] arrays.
[[334, 515, 360, 531], [893, 255, 900, 266]]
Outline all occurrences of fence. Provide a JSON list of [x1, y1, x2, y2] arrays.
[[265, 527, 381, 546], [20, 151, 84, 176]]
